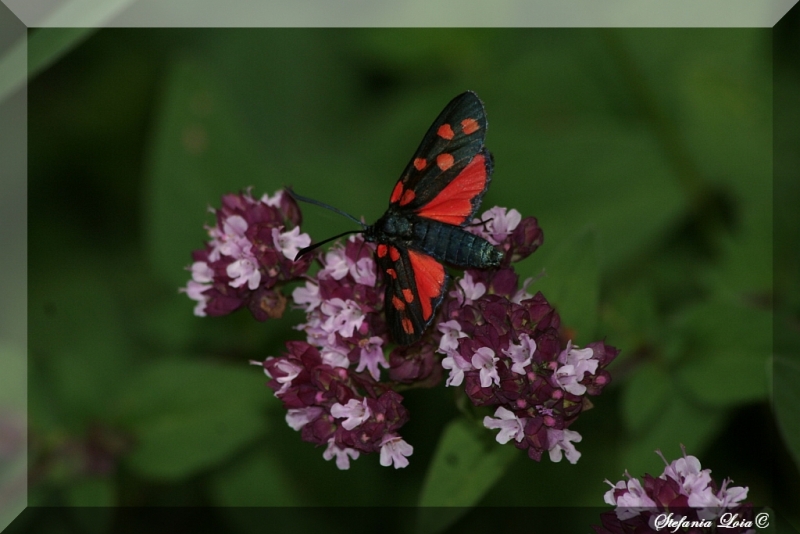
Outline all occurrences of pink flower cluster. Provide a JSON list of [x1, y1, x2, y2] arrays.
[[182, 190, 312, 320], [184, 190, 620, 470], [438, 209, 617, 463], [257, 341, 412, 470], [252, 235, 416, 469], [596, 448, 753, 533]]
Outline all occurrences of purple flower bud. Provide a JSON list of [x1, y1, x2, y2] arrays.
[[388, 343, 441, 386], [508, 216, 544, 263], [488, 268, 519, 297]]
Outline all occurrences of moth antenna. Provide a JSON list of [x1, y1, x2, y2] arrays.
[[287, 187, 366, 229], [294, 230, 364, 261]]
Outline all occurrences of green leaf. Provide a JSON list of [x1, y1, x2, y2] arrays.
[[674, 297, 770, 406], [621, 393, 726, 478], [600, 282, 659, 353], [210, 449, 302, 506], [114, 359, 271, 480], [495, 116, 683, 276], [28, 265, 133, 429], [678, 349, 770, 406], [65, 480, 114, 534], [417, 418, 517, 534], [532, 227, 600, 342], [65, 478, 115, 507], [774, 355, 800, 473], [143, 60, 267, 288], [127, 409, 265, 480], [622, 362, 671, 435]]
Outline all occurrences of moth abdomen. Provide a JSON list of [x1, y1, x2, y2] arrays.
[[411, 218, 502, 269]]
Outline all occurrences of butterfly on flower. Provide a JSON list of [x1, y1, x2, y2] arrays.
[[292, 91, 502, 344]]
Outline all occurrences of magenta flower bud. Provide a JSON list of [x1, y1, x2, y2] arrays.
[[488, 268, 520, 298], [388, 344, 441, 385], [508, 216, 544, 263]]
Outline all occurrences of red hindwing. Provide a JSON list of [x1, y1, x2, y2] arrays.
[[378, 246, 449, 345]]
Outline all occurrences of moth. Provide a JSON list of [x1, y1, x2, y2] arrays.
[[293, 91, 502, 344]]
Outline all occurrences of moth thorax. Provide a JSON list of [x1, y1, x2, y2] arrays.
[[381, 213, 412, 237]]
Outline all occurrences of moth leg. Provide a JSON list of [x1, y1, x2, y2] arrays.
[[465, 217, 494, 232]]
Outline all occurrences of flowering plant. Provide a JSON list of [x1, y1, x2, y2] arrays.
[[183, 188, 618, 469], [596, 447, 755, 533]]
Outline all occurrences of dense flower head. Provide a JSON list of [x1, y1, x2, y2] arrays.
[[438, 274, 616, 462], [252, 341, 411, 470], [186, 190, 619, 470], [594, 447, 754, 534], [182, 190, 312, 320], [255, 232, 417, 469]]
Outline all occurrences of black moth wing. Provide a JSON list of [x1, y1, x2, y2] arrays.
[[389, 91, 489, 218], [377, 246, 450, 346]]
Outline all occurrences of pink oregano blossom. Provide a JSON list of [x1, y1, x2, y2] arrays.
[[184, 189, 618, 470], [595, 447, 754, 533]]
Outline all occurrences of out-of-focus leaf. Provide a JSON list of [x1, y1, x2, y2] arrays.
[[138, 291, 203, 353], [144, 60, 266, 288], [621, 394, 726, 478], [126, 409, 265, 481], [774, 355, 800, 473], [678, 350, 769, 406], [532, 227, 599, 342], [28, 265, 133, 430], [622, 362, 670, 435], [114, 359, 271, 480], [601, 282, 659, 350], [674, 297, 770, 406], [210, 449, 302, 506], [65, 480, 114, 534], [497, 117, 684, 277], [65, 478, 115, 507], [417, 418, 517, 534]]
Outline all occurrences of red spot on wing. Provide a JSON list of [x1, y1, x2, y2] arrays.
[[389, 246, 400, 262], [400, 189, 416, 206], [377, 244, 388, 258], [392, 296, 406, 311], [461, 118, 479, 135], [390, 181, 404, 204], [414, 158, 427, 171], [436, 153, 454, 171], [386, 268, 397, 279], [401, 318, 414, 335], [402, 288, 414, 303], [437, 124, 455, 140], [415, 153, 487, 226], [407, 250, 445, 320]]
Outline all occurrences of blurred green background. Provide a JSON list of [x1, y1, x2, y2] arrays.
[[9, 19, 800, 534]]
